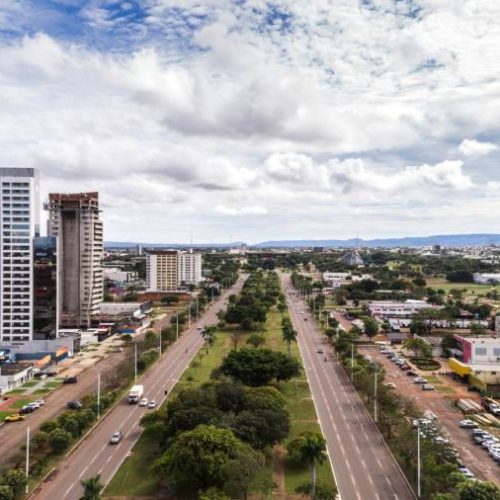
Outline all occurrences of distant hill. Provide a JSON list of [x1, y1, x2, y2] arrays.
[[105, 234, 500, 249], [254, 234, 500, 248]]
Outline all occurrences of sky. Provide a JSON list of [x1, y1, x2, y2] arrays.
[[1, 0, 499, 244]]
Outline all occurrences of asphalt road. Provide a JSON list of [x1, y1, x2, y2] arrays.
[[0, 348, 130, 468], [281, 274, 415, 500], [360, 346, 500, 485], [29, 277, 245, 500]]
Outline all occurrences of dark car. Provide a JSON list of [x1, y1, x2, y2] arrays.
[[406, 370, 417, 377], [63, 376, 78, 384], [19, 406, 35, 414], [67, 400, 83, 410]]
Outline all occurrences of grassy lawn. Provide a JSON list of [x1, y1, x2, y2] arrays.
[[103, 431, 161, 496], [0, 411, 12, 420], [6, 389, 26, 395], [21, 381, 39, 388], [426, 278, 493, 296], [10, 399, 30, 409], [43, 381, 62, 388], [32, 389, 50, 396], [262, 309, 335, 495]]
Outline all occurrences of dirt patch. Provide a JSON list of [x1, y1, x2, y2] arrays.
[[272, 444, 286, 497]]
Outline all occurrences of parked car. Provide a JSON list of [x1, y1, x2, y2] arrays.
[[422, 384, 435, 391], [67, 400, 83, 410], [63, 376, 78, 384], [109, 431, 123, 444], [473, 434, 488, 445], [4, 414, 25, 422], [20, 406, 35, 414], [317, 349, 324, 354], [459, 420, 478, 428], [471, 429, 489, 436], [458, 467, 475, 479], [34, 399, 45, 406], [139, 398, 148, 407], [414, 377, 427, 384], [406, 370, 417, 377], [148, 400, 157, 409], [27, 402, 41, 410], [400, 365, 411, 371]]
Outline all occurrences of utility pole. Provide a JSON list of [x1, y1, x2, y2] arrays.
[[196, 298, 199, 320], [25, 427, 30, 494], [134, 343, 138, 383], [351, 343, 354, 381], [159, 327, 162, 356], [417, 420, 421, 499], [188, 306, 191, 329], [97, 371, 101, 419], [374, 372, 378, 423], [176, 312, 179, 341]]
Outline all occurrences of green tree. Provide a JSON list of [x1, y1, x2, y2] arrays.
[[0, 469, 26, 498], [362, 316, 379, 337], [161, 294, 180, 305], [144, 330, 158, 350], [287, 432, 327, 498], [246, 334, 265, 349], [281, 318, 298, 355], [296, 482, 337, 500], [199, 488, 230, 500], [218, 348, 300, 386], [79, 474, 103, 500], [48, 428, 72, 453], [153, 425, 253, 495], [404, 337, 433, 359], [458, 480, 500, 499], [0, 486, 13, 500]]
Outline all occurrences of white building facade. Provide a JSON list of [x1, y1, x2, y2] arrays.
[[179, 252, 202, 286], [0, 168, 40, 341]]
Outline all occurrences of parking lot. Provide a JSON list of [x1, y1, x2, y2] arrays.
[[359, 345, 500, 485]]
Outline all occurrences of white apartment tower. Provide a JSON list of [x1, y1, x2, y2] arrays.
[[146, 250, 202, 292], [47, 192, 103, 327], [0, 168, 40, 341]]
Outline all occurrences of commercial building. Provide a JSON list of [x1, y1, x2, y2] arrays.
[[0, 364, 34, 394], [146, 250, 202, 292], [0, 168, 40, 342], [368, 300, 435, 318], [47, 192, 103, 327], [103, 267, 137, 284], [449, 336, 500, 396], [473, 273, 500, 284]]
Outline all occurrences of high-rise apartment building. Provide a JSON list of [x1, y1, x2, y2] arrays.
[[47, 192, 103, 327], [146, 250, 202, 292], [146, 250, 179, 292], [179, 251, 202, 286], [0, 168, 40, 341]]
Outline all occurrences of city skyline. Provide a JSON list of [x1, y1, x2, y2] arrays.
[[1, 2, 500, 243]]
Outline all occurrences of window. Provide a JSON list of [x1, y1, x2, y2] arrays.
[[475, 347, 487, 356], [493, 348, 500, 356]]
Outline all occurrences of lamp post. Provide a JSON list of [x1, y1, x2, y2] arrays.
[[417, 420, 421, 498], [97, 371, 101, 420], [351, 343, 354, 381], [373, 371, 378, 423], [176, 312, 179, 341], [134, 343, 138, 383], [25, 427, 30, 494]]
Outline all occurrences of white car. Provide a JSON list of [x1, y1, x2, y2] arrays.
[[458, 467, 475, 479], [139, 398, 148, 407], [414, 377, 427, 384], [459, 419, 478, 428], [148, 400, 157, 409], [27, 402, 41, 410], [34, 399, 45, 406]]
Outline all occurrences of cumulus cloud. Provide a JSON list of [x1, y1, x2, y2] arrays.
[[458, 139, 498, 157], [0, 1, 500, 241]]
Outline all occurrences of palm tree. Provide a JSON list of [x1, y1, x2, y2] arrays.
[[287, 432, 327, 498], [281, 319, 297, 355], [79, 474, 103, 500]]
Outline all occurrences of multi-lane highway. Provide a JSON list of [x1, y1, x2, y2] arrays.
[[281, 273, 415, 500], [30, 277, 245, 500]]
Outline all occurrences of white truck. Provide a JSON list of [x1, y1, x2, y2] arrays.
[[128, 384, 144, 404]]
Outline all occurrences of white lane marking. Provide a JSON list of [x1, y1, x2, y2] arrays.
[[63, 484, 75, 497], [78, 465, 89, 479]]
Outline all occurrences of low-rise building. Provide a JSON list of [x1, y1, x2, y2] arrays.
[[0, 364, 34, 394], [449, 336, 500, 396], [473, 273, 500, 284], [368, 299, 435, 318]]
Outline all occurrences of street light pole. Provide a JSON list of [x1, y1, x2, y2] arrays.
[[176, 312, 179, 341], [159, 327, 162, 356], [374, 371, 378, 423], [417, 420, 421, 498], [351, 343, 354, 381], [134, 343, 138, 383], [97, 371, 101, 420], [25, 426, 30, 494]]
